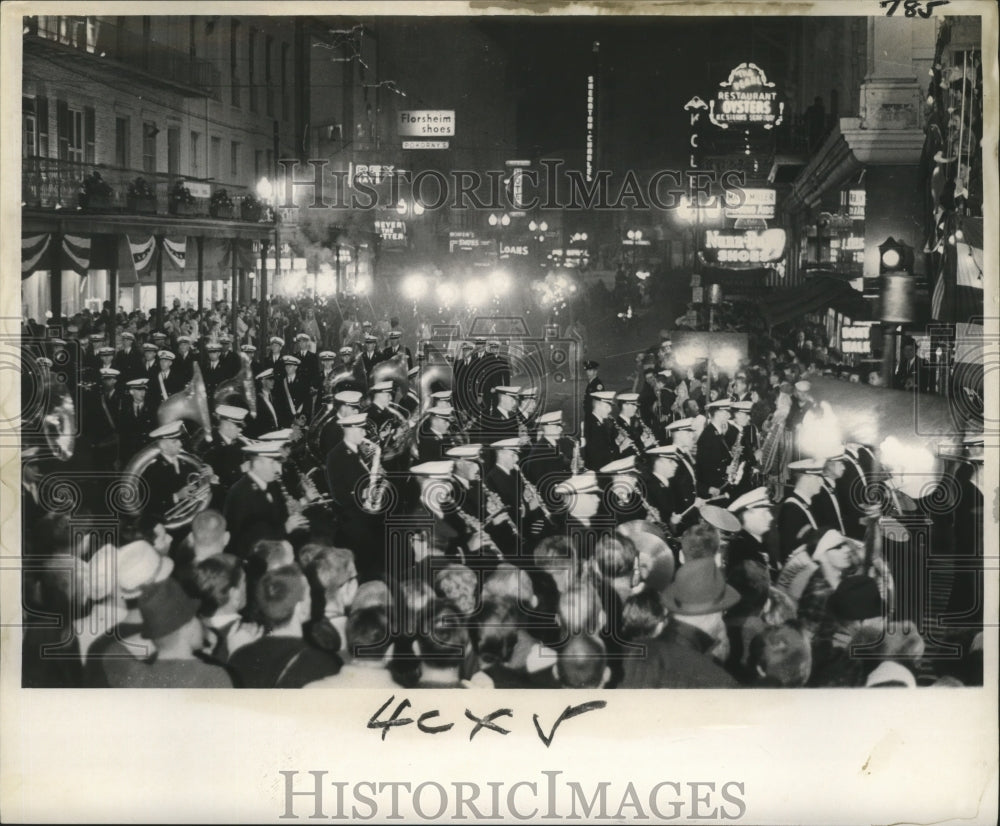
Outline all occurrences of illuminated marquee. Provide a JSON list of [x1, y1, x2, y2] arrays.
[[841, 322, 876, 355], [709, 63, 784, 129], [724, 187, 776, 219], [586, 75, 595, 182], [701, 228, 787, 267], [375, 219, 407, 245]]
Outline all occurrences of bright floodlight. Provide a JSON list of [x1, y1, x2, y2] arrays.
[[437, 281, 458, 305], [256, 176, 273, 202], [464, 278, 487, 306], [627, 230, 636, 240], [489, 269, 511, 295], [714, 346, 739, 371], [488, 213, 499, 227], [539, 221, 548, 232], [529, 221, 538, 232], [396, 199, 407, 215], [581, 232, 588, 241], [500, 213, 511, 227], [401, 273, 427, 300], [635, 230, 643, 241], [355, 274, 373, 295], [676, 195, 694, 223], [413, 201, 425, 216], [881, 248, 901, 268]]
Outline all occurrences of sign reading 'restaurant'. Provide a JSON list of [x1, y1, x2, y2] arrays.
[[398, 111, 456, 137], [709, 63, 783, 129]]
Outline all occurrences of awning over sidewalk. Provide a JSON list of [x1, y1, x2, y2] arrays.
[[761, 274, 867, 328]]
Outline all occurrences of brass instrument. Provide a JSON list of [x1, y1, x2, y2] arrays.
[[611, 417, 639, 454], [158, 363, 213, 443], [120, 443, 214, 529], [725, 431, 746, 488], [213, 353, 258, 418], [42, 382, 77, 461], [361, 438, 386, 513]]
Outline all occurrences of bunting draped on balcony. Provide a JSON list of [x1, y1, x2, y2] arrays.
[[21, 232, 93, 277], [127, 235, 188, 276], [21, 233, 52, 278]]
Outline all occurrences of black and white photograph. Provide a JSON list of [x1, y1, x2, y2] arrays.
[[1, 1, 997, 822]]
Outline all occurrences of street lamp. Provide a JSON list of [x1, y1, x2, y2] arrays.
[[256, 175, 280, 340]]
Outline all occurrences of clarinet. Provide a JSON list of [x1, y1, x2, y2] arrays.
[[484, 486, 520, 538], [635, 487, 668, 533], [519, 470, 553, 520], [451, 501, 505, 559]]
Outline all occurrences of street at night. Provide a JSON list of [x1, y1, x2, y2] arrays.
[[3, 2, 997, 823]]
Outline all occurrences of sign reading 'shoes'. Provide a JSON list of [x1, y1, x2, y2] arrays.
[[398, 110, 456, 137], [701, 228, 787, 267]]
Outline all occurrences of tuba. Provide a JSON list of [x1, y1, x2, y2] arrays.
[[213, 353, 257, 418], [371, 355, 410, 397], [121, 443, 214, 529], [158, 363, 213, 443], [42, 381, 77, 461]]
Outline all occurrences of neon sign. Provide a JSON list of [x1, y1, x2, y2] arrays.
[[709, 63, 784, 129]]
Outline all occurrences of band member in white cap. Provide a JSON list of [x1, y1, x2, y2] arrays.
[[201, 342, 227, 401], [726, 487, 776, 580], [476, 385, 521, 444], [777, 459, 825, 567], [644, 445, 681, 530], [251, 368, 281, 437], [118, 378, 155, 461], [316, 390, 364, 456], [140, 343, 159, 382], [89, 367, 122, 468], [664, 418, 701, 528], [358, 334, 382, 386], [611, 392, 645, 458], [366, 381, 395, 433], [240, 344, 261, 379], [316, 351, 339, 398], [409, 460, 473, 561], [293, 333, 319, 387], [812, 447, 849, 537], [174, 335, 197, 384], [554, 471, 603, 533], [418, 404, 457, 463], [278, 355, 312, 424], [485, 437, 544, 547], [139, 421, 192, 520], [224, 439, 308, 557], [728, 400, 762, 497], [381, 330, 413, 369], [324, 412, 384, 579], [696, 399, 734, 498], [203, 405, 250, 508], [523, 411, 575, 496], [584, 390, 620, 471], [150, 350, 184, 407], [261, 336, 286, 374], [113, 330, 144, 380]]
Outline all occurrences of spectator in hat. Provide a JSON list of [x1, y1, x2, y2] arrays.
[[796, 530, 863, 641], [116, 578, 232, 688], [621, 558, 739, 688], [228, 565, 342, 688]]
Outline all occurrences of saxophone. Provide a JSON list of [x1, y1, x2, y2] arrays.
[[725, 431, 746, 488]]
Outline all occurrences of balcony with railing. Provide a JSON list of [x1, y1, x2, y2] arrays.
[[22, 157, 276, 224], [24, 16, 220, 98]]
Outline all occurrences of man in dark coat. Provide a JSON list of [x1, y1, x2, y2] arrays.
[[174, 336, 198, 385], [621, 559, 739, 688], [260, 337, 286, 375], [381, 330, 414, 370], [417, 405, 457, 463], [223, 440, 307, 557], [148, 350, 186, 409], [250, 369, 282, 438], [112, 331, 145, 381], [776, 459, 825, 567], [523, 411, 575, 500], [725, 487, 777, 580], [203, 404, 250, 510], [118, 378, 156, 464], [695, 400, 734, 498], [475, 385, 521, 445], [200, 342, 229, 403], [583, 360, 604, 417], [665, 418, 701, 532], [357, 335, 383, 388], [291, 333, 320, 389], [583, 391, 620, 471], [138, 421, 194, 523]]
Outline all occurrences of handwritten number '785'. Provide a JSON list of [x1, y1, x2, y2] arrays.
[[880, 0, 949, 17]]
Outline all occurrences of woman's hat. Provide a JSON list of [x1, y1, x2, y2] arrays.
[[662, 558, 740, 616]]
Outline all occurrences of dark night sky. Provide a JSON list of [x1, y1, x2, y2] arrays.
[[478, 16, 799, 169]]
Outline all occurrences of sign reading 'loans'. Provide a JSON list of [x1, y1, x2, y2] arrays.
[[398, 110, 456, 137]]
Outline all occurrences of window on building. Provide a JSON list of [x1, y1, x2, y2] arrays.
[[265, 35, 274, 116], [190, 131, 201, 177], [22, 96, 47, 158], [281, 43, 290, 121], [167, 127, 180, 176], [115, 116, 130, 167], [210, 136, 221, 178], [230, 20, 241, 107], [248, 28, 257, 112], [142, 120, 157, 173], [57, 101, 89, 164], [230, 140, 240, 179]]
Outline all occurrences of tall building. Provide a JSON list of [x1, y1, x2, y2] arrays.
[[21, 14, 305, 322]]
